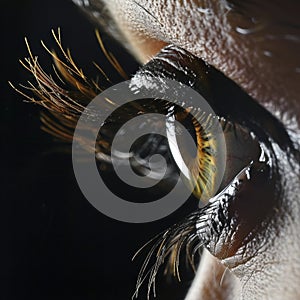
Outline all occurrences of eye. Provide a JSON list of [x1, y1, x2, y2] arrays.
[[95, 90, 260, 209], [95, 45, 264, 212], [106, 45, 265, 209], [13, 30, 296, 299]]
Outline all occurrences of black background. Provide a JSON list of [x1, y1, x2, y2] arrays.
[[1, 0, 196, 299]]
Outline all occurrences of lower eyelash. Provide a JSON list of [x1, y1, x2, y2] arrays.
[[132, 168, 244, 299], [133, 156, 275, 300]]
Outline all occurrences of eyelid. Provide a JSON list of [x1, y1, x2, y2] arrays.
[[133, 44, 296, 157]]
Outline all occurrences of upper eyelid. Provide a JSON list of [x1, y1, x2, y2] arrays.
[[134, 44, 296, 155]]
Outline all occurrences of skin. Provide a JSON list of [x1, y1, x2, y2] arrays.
[[78, 1, 300, 299]]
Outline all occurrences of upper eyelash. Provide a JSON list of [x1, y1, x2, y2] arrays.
[[10, 28, 129, 146]]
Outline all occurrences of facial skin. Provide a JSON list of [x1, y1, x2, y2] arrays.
[[75, 0, 300, 299]]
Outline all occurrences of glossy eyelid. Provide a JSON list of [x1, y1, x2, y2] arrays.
[[135, 44, 296, 156]]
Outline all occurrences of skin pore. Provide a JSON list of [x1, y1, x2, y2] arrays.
[[74, 0, 300, 299]]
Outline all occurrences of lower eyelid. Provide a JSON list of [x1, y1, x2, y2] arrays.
[[201, 161, 278, 265]]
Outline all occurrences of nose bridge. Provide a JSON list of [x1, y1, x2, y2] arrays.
[[185, 249, 241, 300]]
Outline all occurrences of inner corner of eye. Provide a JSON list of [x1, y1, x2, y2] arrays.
[[169, 109, 262, 205]]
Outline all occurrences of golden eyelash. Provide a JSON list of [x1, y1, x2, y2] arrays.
[[9, 28, 126, 147]]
